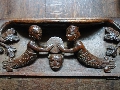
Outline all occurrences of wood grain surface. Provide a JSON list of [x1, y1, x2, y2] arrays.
[[0, 0, 120, 90], [0, 0, 120, 19]]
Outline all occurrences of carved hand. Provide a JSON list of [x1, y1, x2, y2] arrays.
[[46, 44, 54, 51], [57, 43, 64, 51]]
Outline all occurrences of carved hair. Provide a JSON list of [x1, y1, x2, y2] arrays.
[[29, 25, 42, 39], [66, 25, 79, 32], [66, 25, 80, 41]]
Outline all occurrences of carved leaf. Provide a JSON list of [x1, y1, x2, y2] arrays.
[[5, 45, 16, 58]]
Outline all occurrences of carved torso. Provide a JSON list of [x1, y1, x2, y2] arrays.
[[12, 41, 38, 68]]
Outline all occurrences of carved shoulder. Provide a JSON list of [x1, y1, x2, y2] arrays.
[[27, 40, 36, 48], [75, 40, 85, 49]]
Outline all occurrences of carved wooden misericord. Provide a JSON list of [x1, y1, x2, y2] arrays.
[[0, 19, 120, 76]]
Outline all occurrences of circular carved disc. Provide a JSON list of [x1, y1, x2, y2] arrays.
[[47, 37, 64, 53]]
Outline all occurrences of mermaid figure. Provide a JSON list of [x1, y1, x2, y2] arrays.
[[2, 25, 53, 72], [58, 25, 115, 73]]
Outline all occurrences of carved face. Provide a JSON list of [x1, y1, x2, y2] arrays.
[[29, 25, 42, 40], [66, 25, 80, 41], [48, 54, 63, 71]]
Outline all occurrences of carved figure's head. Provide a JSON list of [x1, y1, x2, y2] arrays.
[[48, 54, 64, 71], [66, 25, 80, 41], [29, 25, 42, 40]]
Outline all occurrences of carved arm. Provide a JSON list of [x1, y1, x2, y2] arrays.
[[57, 41, 84, 53], [28, 41, 53, 52]]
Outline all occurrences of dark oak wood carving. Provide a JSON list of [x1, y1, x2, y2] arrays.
[[47, 37, 64, 71], [104, 27, 120, 58], [0, 28, 19, 58], [58, 25, 115, 73], [2, 25, 53, 72], [0, 19, 120, 75]]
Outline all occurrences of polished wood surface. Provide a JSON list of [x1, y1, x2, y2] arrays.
[[0, 0, 120, 19], [0, 0, 120, 90]]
